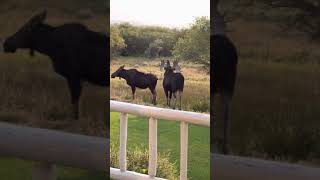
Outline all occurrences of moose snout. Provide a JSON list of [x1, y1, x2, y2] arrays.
[[3, 40, 17, 53]]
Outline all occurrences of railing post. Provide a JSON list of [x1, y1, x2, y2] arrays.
[[120, 112, 128, 172], [148, 117, 158, 177], [180, 122, 189, 180], [32, 161, 56, 180]]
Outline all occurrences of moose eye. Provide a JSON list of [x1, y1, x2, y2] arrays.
[[25, 25, 33, 32]]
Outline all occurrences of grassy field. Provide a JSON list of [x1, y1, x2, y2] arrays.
[[0, 156, 106, 180], [110, 57, 210, 179], [110, 112, 210, 179], [214, 60, 320, 161], [0, 48, 108, 179], [213, 18, 320, 164], [0, 53, 108, 136]]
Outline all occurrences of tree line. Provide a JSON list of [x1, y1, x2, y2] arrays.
[[218, 0, 320, 40], [111, 17, 210, 66]]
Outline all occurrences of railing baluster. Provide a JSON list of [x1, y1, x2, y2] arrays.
[[180, 121, 189, 180], [148, 117, 158, 177], [110, 101, 210, 180], [120, 112, 128, 172]]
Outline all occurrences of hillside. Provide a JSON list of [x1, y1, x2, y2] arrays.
[[0, 0, 109, 36], [219, 1, 320, 64]]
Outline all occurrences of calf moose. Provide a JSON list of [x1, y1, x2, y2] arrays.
[[111, 65, 158, 105], [163, 60, 184, 110], [3, 10, 109, 120]]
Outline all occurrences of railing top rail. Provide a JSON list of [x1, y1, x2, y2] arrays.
[[0, 122, 108, 171], [111, 168, 166, 180], [110, 100, 210, 127], [212, 153, 320, 179]]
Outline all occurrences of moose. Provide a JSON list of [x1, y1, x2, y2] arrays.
[[212, 34, 238, 154], [163, 60, 184, 110], [172, 60, 181, 73], [160, 59, 165, 71], [160, 59, 181, 72], [111, 65, 158, 105], [3, 10, 109, 120]]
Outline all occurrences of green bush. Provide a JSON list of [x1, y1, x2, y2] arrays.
[[191, 99, 210, 112], [110, 142, 178, 180]]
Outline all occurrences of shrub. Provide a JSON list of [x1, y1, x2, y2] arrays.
[[110, 142, 178, 180], [191, 99, 210, 112]]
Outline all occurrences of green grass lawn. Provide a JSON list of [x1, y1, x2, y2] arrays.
[[110, 112, 210, 180], [0, 156, 107, 180]]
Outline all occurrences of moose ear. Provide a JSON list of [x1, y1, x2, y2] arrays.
[[30, 10, 47, 25], [38, 10, 47, 22]]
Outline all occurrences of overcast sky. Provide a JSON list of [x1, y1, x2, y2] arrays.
[[110, 0, 210, 28]]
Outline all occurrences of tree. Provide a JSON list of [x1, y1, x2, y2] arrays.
[[243, 0, 320, 39], [145, 39, 164, 59], [116, 23, 182, 56], [173, 17, 210, 66], [110, 25, 126, 57]]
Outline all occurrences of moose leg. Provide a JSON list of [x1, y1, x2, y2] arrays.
[[178, 91, 182, 110], [211, 92, 216, 153], [150, 89, 157, 105], [221, 93, 232, 154], [168, 91, 172, 107], [131, 86, 136, 100], [172, 92, 177, 109], [67, 79, 82, 120], [164, 90, 169, 106]]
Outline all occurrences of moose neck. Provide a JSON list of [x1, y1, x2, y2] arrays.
[[164, 69, 174, 76], [118, 69, 130, 80], [213, 14, 226, 35], [30, 23, 55, 57]]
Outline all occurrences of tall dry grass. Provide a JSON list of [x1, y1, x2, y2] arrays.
[[214, 19, 320, 163], [0, 52, 108, 137]]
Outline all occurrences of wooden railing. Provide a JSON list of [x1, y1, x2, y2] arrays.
[[110, 100, 210, 180], [212, 153, 320, 180], [0, 122, 108, 180]]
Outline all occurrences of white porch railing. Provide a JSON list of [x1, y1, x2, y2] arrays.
[[212, 153, 320, 180], [110, 100, 210, 180], [0, 122, 108, 180]]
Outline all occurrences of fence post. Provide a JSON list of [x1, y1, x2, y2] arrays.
[[32, 161, 56, 180], [119, 112, 128, 172], [180, 122, 189, 180], [148, 117, 158, 177]]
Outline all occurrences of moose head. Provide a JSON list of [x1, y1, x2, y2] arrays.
[[163, 60, 174, 75], [160, 59, 165, 71], [173, 60, 181, 72], [3, 10, 47, 56], [111, 65, 125, 79]]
